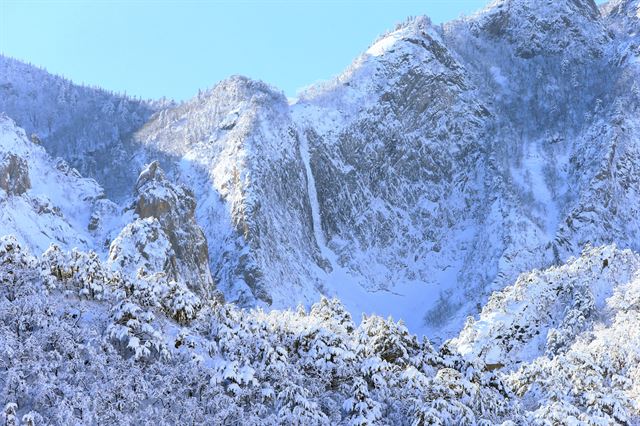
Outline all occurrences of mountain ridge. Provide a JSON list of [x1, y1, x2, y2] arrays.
[[1, 0, 639, 338]]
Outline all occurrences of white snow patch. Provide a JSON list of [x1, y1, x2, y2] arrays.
[[490, 66, 509, 88], [511, 141, 559, 237], [366, 33, 402, 57]]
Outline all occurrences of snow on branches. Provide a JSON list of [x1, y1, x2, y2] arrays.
[[1, 239, 640, 424]]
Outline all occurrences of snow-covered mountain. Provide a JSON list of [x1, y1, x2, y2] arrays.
[[2, 0, 640, 423], [1, 0, 640, 339]]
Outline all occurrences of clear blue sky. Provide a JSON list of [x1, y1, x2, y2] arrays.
[[0, 0, 488, 100]]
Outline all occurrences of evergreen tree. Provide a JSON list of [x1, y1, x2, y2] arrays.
[[343, 377, 383, 426]]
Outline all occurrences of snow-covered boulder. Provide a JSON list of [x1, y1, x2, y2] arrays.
[[108, 217, 176, 281]]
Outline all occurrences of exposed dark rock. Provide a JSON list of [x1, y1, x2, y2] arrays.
[[0, 153, 30, 195]]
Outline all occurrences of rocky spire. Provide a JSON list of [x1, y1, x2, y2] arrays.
[[110, 161, 215, 296]]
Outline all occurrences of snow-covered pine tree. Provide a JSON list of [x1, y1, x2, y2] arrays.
[[343, 377, 383, 426], [277, 382, 329, 425], [107, 300, 169, 362]]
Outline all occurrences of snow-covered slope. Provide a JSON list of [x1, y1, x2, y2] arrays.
[[0, 115, 118, 253], [449, 244, 640, 423], [451, 245, 638, 367], [0, 55, 157, 198]]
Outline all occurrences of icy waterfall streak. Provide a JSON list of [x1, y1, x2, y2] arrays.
[[298, 131, 330, 257]]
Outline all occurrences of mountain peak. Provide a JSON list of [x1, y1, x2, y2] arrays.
[[364, 15, 434, 57], [483, 0, 600, 19], [472, 0, 609, 58], [195, 75, 287, 111]]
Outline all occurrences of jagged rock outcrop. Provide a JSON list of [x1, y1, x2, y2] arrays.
[[0, 153, 30, 195], [111, 161, 214, 296]]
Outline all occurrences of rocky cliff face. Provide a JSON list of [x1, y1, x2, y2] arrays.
[[0, 153, 30, 195], [133, 77, 323, 306], [110, 161, 214, 296]]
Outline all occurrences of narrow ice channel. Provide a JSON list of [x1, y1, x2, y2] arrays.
[[298, 132, 329, 254]]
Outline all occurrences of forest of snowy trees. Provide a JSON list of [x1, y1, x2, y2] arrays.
[[2, 235, 639, 424]]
